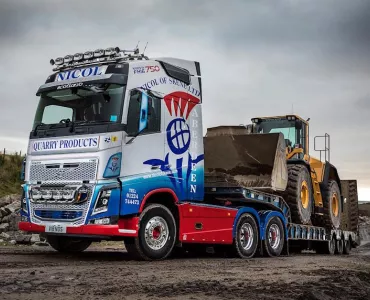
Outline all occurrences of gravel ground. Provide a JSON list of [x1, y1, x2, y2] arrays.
[[1, 242, 370, 300]]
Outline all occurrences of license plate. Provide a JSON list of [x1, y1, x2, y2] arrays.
[[45, 223, 67, 234]]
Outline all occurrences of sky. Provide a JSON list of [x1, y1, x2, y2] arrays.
[[0, 0, 369, 200]]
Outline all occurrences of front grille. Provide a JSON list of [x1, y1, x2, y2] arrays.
[[29, 159, 98, 182], [34, 210, 83, 220], [29, 183, 95, 225]]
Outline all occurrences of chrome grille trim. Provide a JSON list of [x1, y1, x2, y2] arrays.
[[29, 158, 98, 182], [29, 183, 95, 226]]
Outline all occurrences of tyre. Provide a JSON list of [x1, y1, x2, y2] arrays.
[[335, 239, 344, 254], [124, 204, 176, 260], [263, 216, 285, 257], [233, 213, 259, 258], [284, 165, 313, 225], [343, 240, 351, 255], [317, 180, 342, 229], [46, 235, 92, 253], [316, 235, 335, 254]]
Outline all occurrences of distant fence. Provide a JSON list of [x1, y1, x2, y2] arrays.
[[0, 149, 26, 165]]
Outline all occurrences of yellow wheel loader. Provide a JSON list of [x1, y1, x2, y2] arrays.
[[205, 114, 343, 229]]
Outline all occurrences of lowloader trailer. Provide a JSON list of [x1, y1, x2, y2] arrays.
[[19, 46, 360, 260]]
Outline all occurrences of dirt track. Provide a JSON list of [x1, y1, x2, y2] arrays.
[[1, 242, 370, 300]]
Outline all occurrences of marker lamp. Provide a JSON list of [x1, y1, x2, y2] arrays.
[[74, 53, 83, 61], [94, 49, 104, 57], [55, 57, 64, 65], [64, 55, 73, 63], [84, 51, 93, 59]]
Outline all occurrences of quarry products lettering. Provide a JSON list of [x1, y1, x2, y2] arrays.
[[32, 137, 98, 152]]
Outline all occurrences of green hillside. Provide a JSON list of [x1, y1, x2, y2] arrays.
[[0, 154, 24, 198]]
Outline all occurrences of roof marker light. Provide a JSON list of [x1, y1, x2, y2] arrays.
[[105, 47, 115, 56], [73, 53, 83, 61], [64, 55, 73, 63], [55, 57, 64, 65], [94, 49, 104, 57], [84, 51, 93, 59]]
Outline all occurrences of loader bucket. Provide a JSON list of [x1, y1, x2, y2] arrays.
[[204, 126, 288, 192]]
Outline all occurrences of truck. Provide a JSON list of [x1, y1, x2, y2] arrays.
[[19, 46, 360, 260]]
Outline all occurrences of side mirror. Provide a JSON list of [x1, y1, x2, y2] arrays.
[[138, 91, 149, 134]]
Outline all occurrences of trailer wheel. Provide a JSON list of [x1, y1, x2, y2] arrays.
[[234, 213, 259, 258], [317, 235, 336, 254], [46, 235, 92, 253], [343, 240, 351, 255], [263, 216, 285, 257], [124, 204, 176, 260], [284, 165, 313, 225], [335, 239, 344, 255]]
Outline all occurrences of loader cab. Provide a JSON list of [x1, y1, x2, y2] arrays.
[[251, 115, 309, 161]]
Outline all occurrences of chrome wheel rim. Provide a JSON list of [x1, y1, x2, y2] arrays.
[[239, 223, 254, 251], [268, 224, 281, 249], [144, 216, 169, 250]]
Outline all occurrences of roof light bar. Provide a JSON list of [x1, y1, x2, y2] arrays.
[[49, 46, 147, 69]]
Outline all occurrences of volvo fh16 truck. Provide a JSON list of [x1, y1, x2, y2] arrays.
[[19, 46, 359, 260]]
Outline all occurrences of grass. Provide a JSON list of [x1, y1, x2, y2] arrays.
[[0, 154, 24, 198]]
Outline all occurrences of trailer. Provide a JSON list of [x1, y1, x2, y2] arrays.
[[18, 46, 359, 260]]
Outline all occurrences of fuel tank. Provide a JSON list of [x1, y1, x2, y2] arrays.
[[204, 126, 288, 192]]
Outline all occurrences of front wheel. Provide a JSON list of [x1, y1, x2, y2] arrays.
[[263, 216, 285, 257], [46, 235, 92, 253], [124, 204, 177, 260]]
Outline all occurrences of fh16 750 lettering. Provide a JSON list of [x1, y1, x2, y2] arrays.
[[19, 46, 360, 260]]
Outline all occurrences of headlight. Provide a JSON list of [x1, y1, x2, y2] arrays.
[[92, 190, 111, 215]]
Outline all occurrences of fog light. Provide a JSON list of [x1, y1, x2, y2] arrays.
[[92, 218, 110, 225]]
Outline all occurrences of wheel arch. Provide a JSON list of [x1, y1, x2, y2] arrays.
[[322, 162, 342, 192], [259, 210, 288, 241], [232, 207, 261, 239], [139, 188, 180, 233]]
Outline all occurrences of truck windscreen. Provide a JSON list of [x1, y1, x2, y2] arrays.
[[33, 83, 125, 130]]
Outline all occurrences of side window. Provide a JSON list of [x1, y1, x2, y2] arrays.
[[126, 90, 161, 136], [42, 105, 73, 124]]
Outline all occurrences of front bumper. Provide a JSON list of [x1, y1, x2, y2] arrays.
[[18, 217, 139, 238]]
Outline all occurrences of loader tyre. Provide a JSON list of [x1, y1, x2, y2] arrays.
[[284, 164, 313, 225], [46, 235, 92, 253], [347, 181, 359, 232], [317, 180, 342, 229], [124, 204, 176, 260]]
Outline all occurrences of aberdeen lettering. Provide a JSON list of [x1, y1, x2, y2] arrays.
[[32, 137, 99, 152]]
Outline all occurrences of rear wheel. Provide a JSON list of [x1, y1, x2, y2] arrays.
[[335, 239, 344, 255], [343, 240, 351, 255], [317, 180, 342, 229], [46, 235, 92, 253], [284, 165, 313, 225], [234, 213, 259, 258], [263, 216, 285, 257], [124, 204, 176, 260]]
